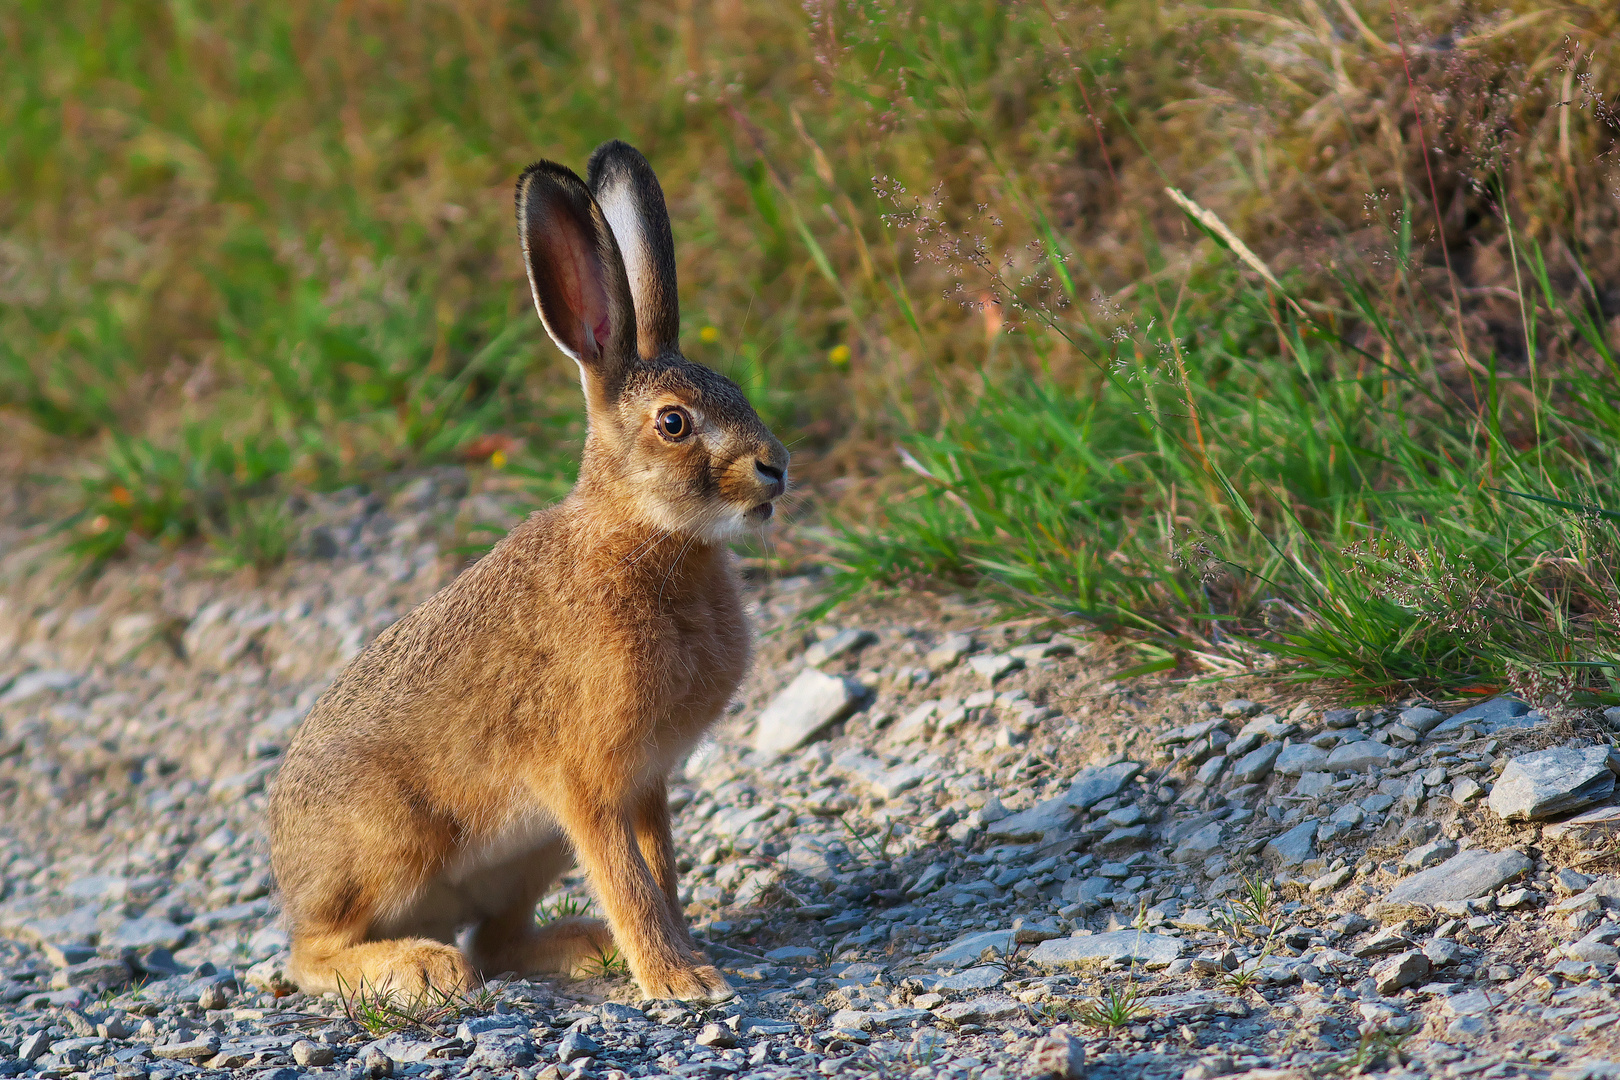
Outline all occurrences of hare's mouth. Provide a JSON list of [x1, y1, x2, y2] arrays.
[[747, 501, 775, 523]]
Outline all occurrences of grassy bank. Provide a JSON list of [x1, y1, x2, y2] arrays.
[[832, 254, 1620, 697], [4, 0, 1619, 693]]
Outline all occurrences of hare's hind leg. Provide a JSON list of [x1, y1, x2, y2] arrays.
[[285, 869, 474, 1001], [464, 837, 615, 978], [290, 932, 474, 1000]]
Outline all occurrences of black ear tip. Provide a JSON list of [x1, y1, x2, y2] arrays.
[[517, 158, 569, 186], [587, 140, 654, 187], [514, 159, 593, 220]]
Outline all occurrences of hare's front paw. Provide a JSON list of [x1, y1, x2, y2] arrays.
[[638, 963, 734, 1003]]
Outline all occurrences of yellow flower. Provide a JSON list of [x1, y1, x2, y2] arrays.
[[829, 343, 851, 367], [490, 449, 507, 469], [699, 326, 720, 344]]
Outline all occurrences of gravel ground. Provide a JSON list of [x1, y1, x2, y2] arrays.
[[3, 472, 1620, 1080]]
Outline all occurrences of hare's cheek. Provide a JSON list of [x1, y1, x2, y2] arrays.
[[714, 456, 762, 503]]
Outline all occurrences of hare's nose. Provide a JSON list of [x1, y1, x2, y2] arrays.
[[755, 460, 786, 497]]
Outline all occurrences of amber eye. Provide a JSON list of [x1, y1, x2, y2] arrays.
[[658, 407, 692, 440]]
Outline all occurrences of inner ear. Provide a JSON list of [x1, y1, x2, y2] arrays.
[[516, 162, 620, 365], [529, 214, 611, 361]]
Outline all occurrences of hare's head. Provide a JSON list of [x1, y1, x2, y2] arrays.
[[516, 141, 788, 542]]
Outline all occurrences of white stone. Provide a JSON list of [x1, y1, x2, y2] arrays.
[[708, 804, 773, 837], [0, 669, 79, 704], [103, 917, 188, 951], [1028, 931, 1182, 970], [1173, 823, 1226, 864], [1293, 772, 1333, 798], [1562, 941, 1620, 967], [1399, 839, 1457, 871], [153, 1035, 221, 1061], [925, 633, 974, 671], [967, 653, 1022, 682], [1428, 696, 1531, 737], [1135, 990, 1251, 1021], [1370, 950, 1430, 993], [803, 629, 875, 667], [1156, 719, 1227, 746], [828, 1007, 931, 1032], [1029, 1030, 1085, 1080], [752, 669, 863, 755], [936, 997, 1023, 1024], [1545, 804, 1620, 841], [1399, 706, 1446, 734], [1444, 990, 1496, 1016], [891, 701, 938, 742], [1237, 713, 1297, 741]]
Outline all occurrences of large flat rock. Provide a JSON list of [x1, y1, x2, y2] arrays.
[[752, 669, 864, 756], [984, 796, 1080, 842], [781, 833, 846, 880], [3, 905, 102, 947], [827, 1007, 931, 1032], [1137, 990, 1251, 1021], [1262, 819, 1319, 867], [1275, 743, 1330, 776], [1488, 746, 1616, 822], [928, 929, 1016, 968], [1028, 931, 1182, 970], [1385, 848, 1531, 906], [1428, 696, 1532, 737], [1545, 805, 1620, 841], [1231, 742, 1283, 784], [1326, 740, 1402, 772], [1066, 761, 1142, 808], [103, 918, 189, 951]]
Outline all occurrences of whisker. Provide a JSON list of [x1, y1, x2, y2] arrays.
[[657, 531, 702, 608]]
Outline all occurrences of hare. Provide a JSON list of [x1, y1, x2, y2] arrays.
[[268, 141, 787, 1003]]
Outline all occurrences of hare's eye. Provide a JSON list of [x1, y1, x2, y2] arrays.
[[658, 407, 692, 440]]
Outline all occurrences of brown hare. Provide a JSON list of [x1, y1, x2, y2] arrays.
[[268, 141, 787, 1003]]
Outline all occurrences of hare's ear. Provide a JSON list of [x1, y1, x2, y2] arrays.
[[587, 141, 679, 360], [516, 160, 635, 409]]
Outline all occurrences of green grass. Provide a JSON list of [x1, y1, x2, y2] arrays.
[[1062, 984, 1151, 1031], [336, 975, 499, 1038], [575, 945, 631, 981], [537, 894, 596, 922], [5, 0, 1619, 696], [830, 235, 1620, 695]]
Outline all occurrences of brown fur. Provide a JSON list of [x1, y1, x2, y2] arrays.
[[268, 142, 786, 1003]]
